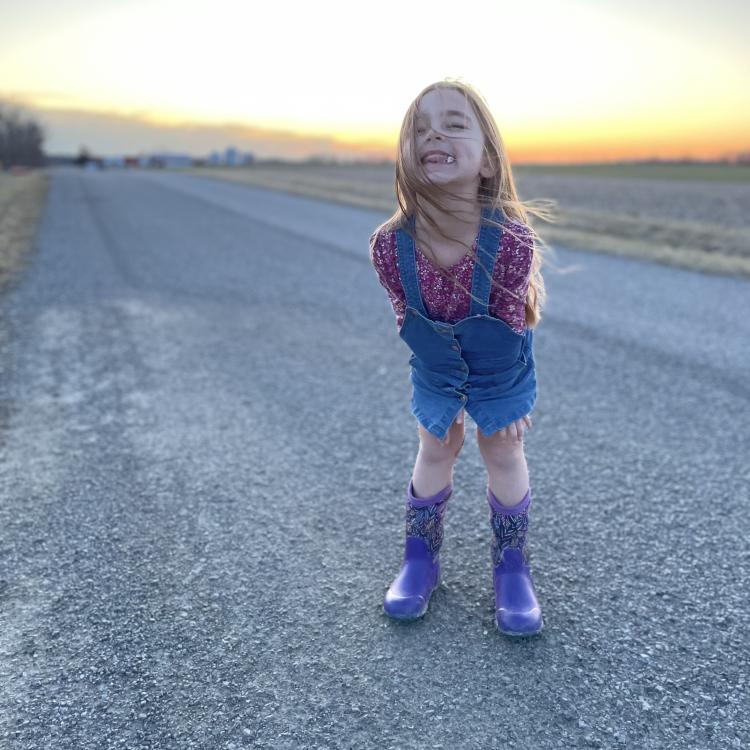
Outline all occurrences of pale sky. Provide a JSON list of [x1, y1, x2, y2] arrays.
[[1, 0, 748, 162]]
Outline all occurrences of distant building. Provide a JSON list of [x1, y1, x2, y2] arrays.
[[202, 148, 254, 167]]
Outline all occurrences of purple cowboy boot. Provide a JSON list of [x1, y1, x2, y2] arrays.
[[487, 485, 544, 636], [383, 478, 453, 621]]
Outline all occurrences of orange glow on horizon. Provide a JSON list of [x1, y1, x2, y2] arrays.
[[333, 133, 749, 164], [4, 92, 747, 165]]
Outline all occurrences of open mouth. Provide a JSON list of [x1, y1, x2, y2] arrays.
[[422, 153, 455, 165]]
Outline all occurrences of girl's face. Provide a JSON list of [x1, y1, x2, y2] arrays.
[[414, 88, 491, 186]]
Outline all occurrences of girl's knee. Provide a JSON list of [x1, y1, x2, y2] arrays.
[[476, 424, 524, 464], [418, 421, 465, 462]]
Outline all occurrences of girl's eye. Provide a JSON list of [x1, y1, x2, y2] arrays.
[[416, 123, 465, 134]]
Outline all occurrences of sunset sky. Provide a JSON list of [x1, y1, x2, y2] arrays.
[[1, 0, 748, 163]]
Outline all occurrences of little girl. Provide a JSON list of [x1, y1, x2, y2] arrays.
[[369, 78, 552, 637]]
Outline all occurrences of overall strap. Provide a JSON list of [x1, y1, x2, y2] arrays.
[[469, 206, 505, 316], [394, 218, 428, 316]]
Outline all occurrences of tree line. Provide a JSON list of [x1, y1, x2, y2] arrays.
[[0, 102, 46, 169]]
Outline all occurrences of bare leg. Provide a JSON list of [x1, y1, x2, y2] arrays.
[[476, 423, 530, 506], [411, 415, 466, 497]]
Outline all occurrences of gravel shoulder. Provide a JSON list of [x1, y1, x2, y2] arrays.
[[0, 170, 51, 292]]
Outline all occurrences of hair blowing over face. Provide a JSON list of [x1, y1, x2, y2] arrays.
[[373, 78, 559, 330]]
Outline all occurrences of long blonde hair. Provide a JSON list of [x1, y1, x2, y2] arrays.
[[373, 77, 559, 329]]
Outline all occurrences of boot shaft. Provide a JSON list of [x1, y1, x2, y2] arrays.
[[404, 479, 453, 558], [487, 486, 531, 569]]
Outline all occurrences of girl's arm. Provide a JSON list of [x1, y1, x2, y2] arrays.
[[369, 230, 407, 328], [494, 223, 534, 333]]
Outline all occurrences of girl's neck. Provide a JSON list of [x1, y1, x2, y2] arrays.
[[416, 199, 482, 247]]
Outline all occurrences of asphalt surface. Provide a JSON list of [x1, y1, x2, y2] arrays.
[[1, 167, 748, 749]]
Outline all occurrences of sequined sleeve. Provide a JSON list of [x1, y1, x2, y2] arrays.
[[369, 230, 407, 328]]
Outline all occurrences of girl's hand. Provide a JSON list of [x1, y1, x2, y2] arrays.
[[506, 414, 532, 442], [482, 415, 533, 444]]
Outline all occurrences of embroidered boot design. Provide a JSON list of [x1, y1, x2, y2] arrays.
[[490, 500, 529, 567], [405, 495, 448, 557]]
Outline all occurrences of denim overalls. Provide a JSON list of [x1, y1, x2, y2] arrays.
[[395, 205, 537, 441]]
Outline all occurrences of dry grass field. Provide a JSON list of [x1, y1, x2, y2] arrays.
[[180, 163, 750, 279], [0, 170, 50, 291]]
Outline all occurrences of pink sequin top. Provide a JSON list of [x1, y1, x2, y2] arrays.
[[369, 220, 534, 334]]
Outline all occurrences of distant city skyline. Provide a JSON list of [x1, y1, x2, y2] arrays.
[[2, 0, 748, 164]]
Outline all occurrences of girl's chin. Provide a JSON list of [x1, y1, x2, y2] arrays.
[[420, 165, 462, 179], [420, 171, 464, 184]]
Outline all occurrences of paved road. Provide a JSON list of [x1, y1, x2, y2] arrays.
[[1, 167, 748, 749]]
